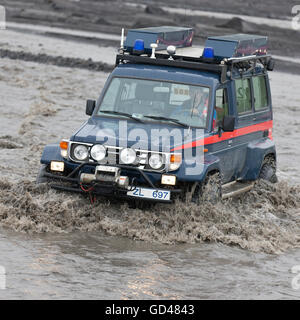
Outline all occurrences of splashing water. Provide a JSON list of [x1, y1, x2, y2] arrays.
[[0, 178, 299, 254]]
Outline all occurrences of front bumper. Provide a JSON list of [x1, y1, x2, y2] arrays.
[[44, 162, 182, 203]]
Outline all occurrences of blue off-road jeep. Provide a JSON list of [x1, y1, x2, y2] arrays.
[[37, 27, 277, 204]]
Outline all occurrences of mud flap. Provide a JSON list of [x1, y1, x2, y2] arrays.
[[36, 164, 48, 184]]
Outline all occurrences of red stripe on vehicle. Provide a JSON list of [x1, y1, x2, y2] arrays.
[[171, 120, 273, 151]]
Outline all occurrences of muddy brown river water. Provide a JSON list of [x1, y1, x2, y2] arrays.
[[0, 52, 300, 299]]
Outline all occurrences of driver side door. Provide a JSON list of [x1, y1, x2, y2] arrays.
[[209, 87, 236, 183]]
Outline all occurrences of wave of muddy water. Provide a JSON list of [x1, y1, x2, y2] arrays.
[[0, 178, 300, 255], [1, 58, 300, 299]]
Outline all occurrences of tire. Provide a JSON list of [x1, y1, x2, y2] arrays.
[[191, 172, 222, 204], [259, 156, 278, 183], [202, 172, 222, 202], [36, 164, 48, 184]]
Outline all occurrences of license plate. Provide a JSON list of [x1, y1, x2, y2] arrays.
[[127, 187, 171, 201], [96, 165, 119, 173]]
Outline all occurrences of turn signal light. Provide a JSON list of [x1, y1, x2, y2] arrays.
[[60, 140, 69, 150], [170, 154, 181, 163], [60, 140, 69, 158]]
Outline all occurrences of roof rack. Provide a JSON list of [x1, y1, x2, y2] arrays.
[[224, 54, 274, 79], [115, 52, 273, 83], [116, 29, 275, 83], [116, 53, 228, 83]]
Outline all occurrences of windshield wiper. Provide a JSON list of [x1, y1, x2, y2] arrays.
[[144, 115, 189, 127], [190, 93, 197, 118], [100, 110, 144, 123]]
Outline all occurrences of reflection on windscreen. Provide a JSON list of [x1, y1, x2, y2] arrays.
[[98, 77, 210, 127]]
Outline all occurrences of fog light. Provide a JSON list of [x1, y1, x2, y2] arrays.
[[149, 153, 163, 170], [50, 161, 65, 172], [90, 144, 106, 161], [161, 174, 176, 186], [120, 148, 136, 164], [73, 144, 89, 161]]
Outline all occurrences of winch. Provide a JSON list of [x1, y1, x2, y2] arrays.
[[80, 165, 129, 189]]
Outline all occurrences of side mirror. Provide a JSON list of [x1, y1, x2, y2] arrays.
[[222, 115, 235, 132], [218, 115, 235, 136], [267, 58, 275, 71], [86, 99, 96, 116]]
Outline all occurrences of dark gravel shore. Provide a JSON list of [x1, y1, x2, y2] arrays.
[[1, 0, 300, 73], [2, 0, 300, 55], [0, 48, 113, 72]]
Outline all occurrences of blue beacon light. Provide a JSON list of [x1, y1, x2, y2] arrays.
[[202, 47, 214, 59], [133, 39, 145, 55]]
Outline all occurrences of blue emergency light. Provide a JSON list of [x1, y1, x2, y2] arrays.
[[133, 39, 145, 55], [202, 47, 214, 59]]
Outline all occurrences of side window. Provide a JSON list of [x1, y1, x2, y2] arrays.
[[215, 88, 229, 122], [252, 76, 268, 111], [235, 78, 252, 114]]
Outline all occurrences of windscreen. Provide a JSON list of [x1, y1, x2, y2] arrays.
[[98, 77, 210, 128]]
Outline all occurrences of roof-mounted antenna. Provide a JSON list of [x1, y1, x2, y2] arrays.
[[119, 28, 125, 53]]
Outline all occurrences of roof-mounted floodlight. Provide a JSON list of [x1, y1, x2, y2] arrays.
[[150, 43, 158, 59], [167, 45, 176, 60]]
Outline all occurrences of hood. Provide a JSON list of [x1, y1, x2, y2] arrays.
[[71, 116, 207, 152]]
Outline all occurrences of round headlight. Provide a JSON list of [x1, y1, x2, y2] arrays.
[[120, 148, 136, 164], [73, 144, 89, 161], [149, 153, 163, 170], [90, 144, 106, 161]]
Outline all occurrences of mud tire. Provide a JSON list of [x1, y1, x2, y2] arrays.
[[191, 172, 222, 204], [201, 172, 222, 202], [259, 156, 278, 183]]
